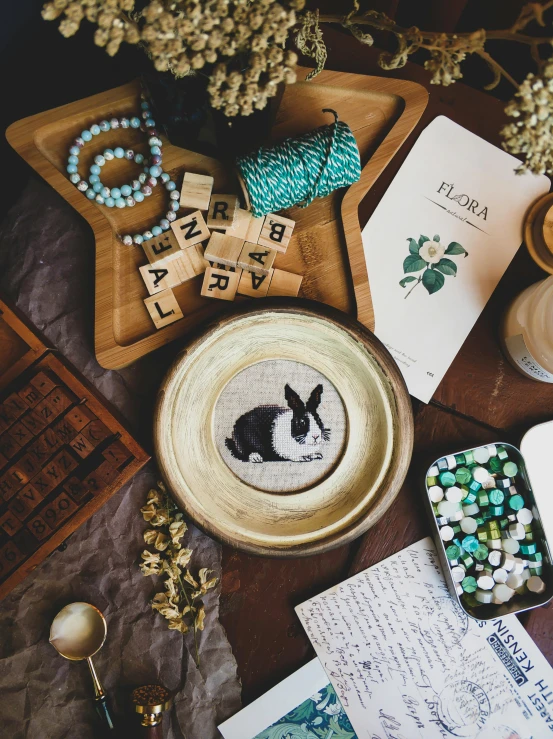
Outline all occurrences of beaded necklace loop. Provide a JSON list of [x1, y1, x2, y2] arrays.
[[66, 97, 180, 246]]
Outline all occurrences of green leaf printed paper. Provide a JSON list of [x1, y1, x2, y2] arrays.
[[361, 115, 549, 402]]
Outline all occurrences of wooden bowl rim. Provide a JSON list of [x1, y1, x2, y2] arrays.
[[154, 297, 414, 557]]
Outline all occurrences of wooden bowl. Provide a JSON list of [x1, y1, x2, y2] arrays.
[[154, 299, 413, 556]]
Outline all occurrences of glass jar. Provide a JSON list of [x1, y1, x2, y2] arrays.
[[502, 275, 553, 382]]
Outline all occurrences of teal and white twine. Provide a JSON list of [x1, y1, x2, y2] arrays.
[[236, 109, 361, 218]]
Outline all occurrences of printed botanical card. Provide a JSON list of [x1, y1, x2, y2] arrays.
[[362, 115, 549, 402], [218, 659, 357, 739]]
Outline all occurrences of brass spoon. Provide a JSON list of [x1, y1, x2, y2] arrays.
[[49, 602, 115, 731]]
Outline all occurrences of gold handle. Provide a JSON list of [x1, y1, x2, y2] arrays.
[[86, 656, 105, 699]]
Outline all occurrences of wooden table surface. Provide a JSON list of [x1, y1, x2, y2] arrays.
[[219, 28, 553, 707]]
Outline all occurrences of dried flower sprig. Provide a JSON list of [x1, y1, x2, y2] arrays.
[[139, 481, 217, 666]]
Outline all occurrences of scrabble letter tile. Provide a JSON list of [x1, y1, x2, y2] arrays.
[[204, 231, 244, 267], [144, 289, 184, 329], [171, 210, 210, 250], [139, 260, 182, 295], [257, 214, 295, 253], [207, 195, 238, 230], [142, 231, 181, 265], [237, 269, 273, 298], [266, 269, 303, 297], [26, 515, 51, 541], [201, 266, 242, 301], [237, 242, 277, 275], [175, 245, 208, 282], [180, 172, 214, 211], [0, 510, 22, 536]]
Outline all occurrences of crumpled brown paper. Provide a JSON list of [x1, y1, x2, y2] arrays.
[[0, 178, 242, 739]]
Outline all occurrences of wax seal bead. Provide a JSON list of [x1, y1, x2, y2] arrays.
[[462, 576, 477, 593]]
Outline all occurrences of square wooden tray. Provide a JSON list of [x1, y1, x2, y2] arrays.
[[7, 68, 427, 369]]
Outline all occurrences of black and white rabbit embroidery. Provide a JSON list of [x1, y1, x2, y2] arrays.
[[225, 384, 331, 463]]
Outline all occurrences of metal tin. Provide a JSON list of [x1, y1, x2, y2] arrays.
[[423, 425, 553, 620]]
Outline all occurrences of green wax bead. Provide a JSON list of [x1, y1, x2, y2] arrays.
[[499, 518, 509, 529], [487, 529, 501, 540], [463, 593, 480, 609], [503, 461, 518, 477], [437, 458, 448, 471], [477, 492, 489, 507], [469, 480, 482, 493], [446, 545, 461, 560], [529, 551, 543, 563], [427, 476, 438, 487], [524, 532, 535, 542], [464, 491, 477, 504], [460, 553, 474, 568], [455, 453, 466, 465], [486, 520, 500, 531], [462, 576, 478, 593], [509, 494, 524, 511], [462, 535, 479, 553], [439, 471, 456, 487], [489, 505, 504, 517], [489, 489, 505, 505], [474, 516, 485, 526], [464, 450, 475, 465], [451, 525, 461, 534], [482, 511, 492, 521], [520, 543, 537, 555], [497, 446, 509, 460], [489, 457, 502, 473], [477, 530, 488, 542], [474, 544, 489, 561], [455, 467, 472, 485], [524, 523, 533, 533]]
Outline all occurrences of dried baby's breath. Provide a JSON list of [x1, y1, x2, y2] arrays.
[[139, 481, 217, 666]]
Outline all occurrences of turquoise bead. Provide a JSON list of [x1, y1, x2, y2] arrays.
[[69, 173, 80, 184], [114, 147, 125, 159], [134, 191, 145, 203], [166, 181, 176, 191], [130, 117, 141, 128], [161, 172, 170, 183], [90, 164, 101, 175], [101, 186, 111, 199], [89, 174, 100, 184], [93, 182, 103, 193], [68, 155, 79, 165], [104, 148, 114, 160], [145, 118, 155, 127], [67, 164, 78, 174], [81, 130, 92, 141], [86, 189, 96, 199], [121, 184, 132, 197], [94, 155, 106, 166], [90, 124, 101, 135], [160, 219, 170, 230], [99, 120, 110, 132], [149, 165, 162, 178], [152, 225, 162, 236], [170, 201, 180, 211], [141, 101, 150, 110], [69, 146, 80, 156], [95, 194, 105, 204], [115, 198, 126, 209], [151, 145, 161, 156], [111, 187, 121, 199], [133, 234, 144, 244], [135, 153, 144, 164], [105, 197, 115, 208]]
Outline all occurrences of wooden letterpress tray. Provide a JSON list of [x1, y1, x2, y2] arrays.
[[0, 298, 149, 599], [6, 68, 428, 369]]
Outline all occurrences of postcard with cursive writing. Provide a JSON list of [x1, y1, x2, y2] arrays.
[[361, 115, 549, 403], [296, 537, 553, 739], [218, 658, 358, 739]]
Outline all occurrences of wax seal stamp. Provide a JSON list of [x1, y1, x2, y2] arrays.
[[132, 684, 173, 738]]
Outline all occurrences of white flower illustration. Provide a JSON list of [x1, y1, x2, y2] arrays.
[[419, 240, 445, 264], [324, 703, 342, 716]]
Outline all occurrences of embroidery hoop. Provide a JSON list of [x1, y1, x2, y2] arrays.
[[154, 299, 413, 556]]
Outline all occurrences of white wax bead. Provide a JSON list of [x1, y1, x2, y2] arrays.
[[449, 511, 464, 522], [477, 575, 495, 590], [438, 500, 457, 517], [472, 466, 489, 483], [521, 569, 530, 582], [501, 553, 515, 571], [460, 517, 477, 534], [475, 588, 493, 604], [493, 568, 508, 583], [475, 563, 484, 572], [451, 566, 466, 583], [508, 486, 518, 496], [493, 583, 515, 602], [487, 540, 503, 550], [506, 572, 524, 590], [527, 576, 546, 594], [440, 526, 454, 541], [473, 447, 490, 464], [486, 444, 497, 457], [513, 558, 525, 575], [445, 486, 463, 503], [428, 485, 444, 503], [509, 523, 525, 540], [488, 550, 502, 567], [492, 596, 503, 605], [482, 478, 496, 490], [507, 514, 517, 522], [517, 508, 533, 525], [428, 465, 439, 477], [502, 538, 520, 555], [446, 455, 457, 470], [437, 517, 449, 526], [463, 503, 480, 516], [455, 583, 464, 596]]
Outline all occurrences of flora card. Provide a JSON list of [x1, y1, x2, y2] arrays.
[[361, 115, 549, 402]]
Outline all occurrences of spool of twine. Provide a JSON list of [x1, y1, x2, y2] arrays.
[[235, 109, 361, 217]]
